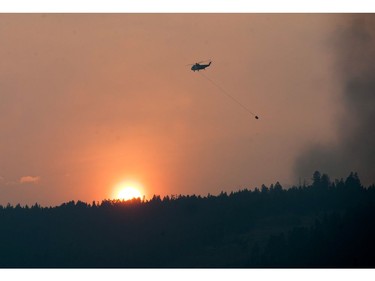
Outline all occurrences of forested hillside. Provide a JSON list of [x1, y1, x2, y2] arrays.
[[0, 171, 374, 268]]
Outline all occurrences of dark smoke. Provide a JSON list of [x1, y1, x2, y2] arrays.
[[295, 15, 375, 186]]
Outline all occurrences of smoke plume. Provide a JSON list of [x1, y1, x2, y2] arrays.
[[294, 15, 375, 185]]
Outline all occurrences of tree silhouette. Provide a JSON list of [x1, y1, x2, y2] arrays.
[[345, 172, 362, 190], [0, 171, 373, 267]]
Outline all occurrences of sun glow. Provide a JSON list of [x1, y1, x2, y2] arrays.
[[114, 180, 143, 201]]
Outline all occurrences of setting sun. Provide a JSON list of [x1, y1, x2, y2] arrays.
[[114, 180, 143, 201]]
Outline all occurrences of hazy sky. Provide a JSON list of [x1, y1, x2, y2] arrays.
[[1, 14, 373, 206]]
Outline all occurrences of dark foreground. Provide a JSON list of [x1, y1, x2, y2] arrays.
[[1, 171, 375, 268]]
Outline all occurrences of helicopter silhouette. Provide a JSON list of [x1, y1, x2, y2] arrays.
[[187, 60, 212, 72]]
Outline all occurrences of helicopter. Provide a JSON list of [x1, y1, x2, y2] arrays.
[[188, 60, 212, 72]]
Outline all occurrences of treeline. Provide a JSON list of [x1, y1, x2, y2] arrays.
[[0, 171, 374, 267]]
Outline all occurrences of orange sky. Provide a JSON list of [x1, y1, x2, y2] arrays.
[[0, 14, 347, 206]]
